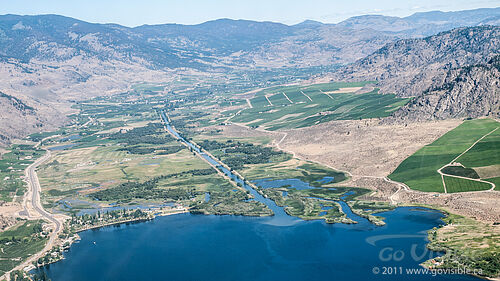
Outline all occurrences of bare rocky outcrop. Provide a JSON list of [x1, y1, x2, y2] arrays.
[[390, 57, 499, 121], [333, 26, 499, 121], [0, 91, 67, 146], [334, 26, 499, 97]]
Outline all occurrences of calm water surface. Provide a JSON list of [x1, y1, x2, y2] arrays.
[[40, 111, 479, 280], [40, 208, 479, 281]]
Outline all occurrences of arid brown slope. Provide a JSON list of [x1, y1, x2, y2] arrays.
[[334, 26, 499, 98], [333, 26, 499, 121], [390, 56, 500, 121]]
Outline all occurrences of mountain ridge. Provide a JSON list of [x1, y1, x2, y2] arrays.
[[1, 7, 498, 69], [0, 8, 498, 144], [332, 25, 499, 121]]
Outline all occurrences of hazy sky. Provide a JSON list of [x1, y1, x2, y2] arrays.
[[1, 0, 498, 26]]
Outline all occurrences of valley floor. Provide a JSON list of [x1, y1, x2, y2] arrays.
[[221, 118, 500, 223], [0, 80, 498, 279]]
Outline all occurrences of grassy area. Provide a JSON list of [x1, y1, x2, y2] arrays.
[[261, 187, 368, 223], [36, 99, 273, 217], [389, 119, 500, 192], [225, 82, 409, 130], [485, 177, 500, 190], [0, 220, 48, 275], [237, 157, 346, 185], [443, 176, 491, 193], [426, 213, 500, 278], [0, 144, 45, 202]]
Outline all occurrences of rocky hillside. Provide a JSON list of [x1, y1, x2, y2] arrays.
[[0, 92, 66, 146], [390, 56, 499, 121], [1, 8, 498, 70], [337, 8, 500, 36], [334, 26, 499, 97], [333, 25, 499, 121]]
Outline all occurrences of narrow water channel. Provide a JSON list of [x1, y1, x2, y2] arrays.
[[160, 111, 292, 219], [160, 110, 359, 226]]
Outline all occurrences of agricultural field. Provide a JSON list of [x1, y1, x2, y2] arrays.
[[443, 177, 491, 193], [36, 97, 269, 217], [389, 119, 500, 193], [224, 82, 410, 130], [31, 81, 397, 224], [0, 144, 44, 202], [0, 220, 47, 275]]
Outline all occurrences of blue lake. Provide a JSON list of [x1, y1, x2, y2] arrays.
[[38, 111, 481, 280], [39, 209, 479, 281]]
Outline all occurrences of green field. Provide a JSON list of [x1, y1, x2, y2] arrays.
[[0, 144, 44, 202], [487, 177, 500, 191], [227, 82, 409, 130], [34, 99, 274, 217], [389, 119, 500, 192], [0, 220, 47, 275], [443, 176, 491, 193]]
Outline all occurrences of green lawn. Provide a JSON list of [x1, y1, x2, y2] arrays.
[[389, 119, 500, 192], [228, 82, 409, 130]]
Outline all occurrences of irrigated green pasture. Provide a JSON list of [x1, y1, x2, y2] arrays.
[[444, 177, 491, 193], [389, 119, 500, 192], [227, 82, 409, 130]]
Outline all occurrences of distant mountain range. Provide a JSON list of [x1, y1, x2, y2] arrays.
[[0, 7, 498, 143], [0, 7, 498, 69], [336, 8, 500, 35]]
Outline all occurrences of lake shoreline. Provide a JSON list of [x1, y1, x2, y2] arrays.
[[36, 206, 486, 281]]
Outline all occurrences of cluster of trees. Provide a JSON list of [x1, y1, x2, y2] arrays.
[[108, 123, 173, 145], [473, 252, 500, 277], [92, 181, 196, 201], [182, 168, 215, 176], [441, 166, 480, 179], [117, 146, 155, 155], [118, 145, 184, 155], [199, 139, 230, 150], [440, 250, 500, 278], [10, 270, 33, 281], [155, 145, 184, 155], [91, 169, 214, 201], [200, 139, 286, 170], [70, 209, 148, 226]]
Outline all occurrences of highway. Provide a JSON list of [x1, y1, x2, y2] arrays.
[[3, 149, 63, 281], [26, 149, 62, 232]]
